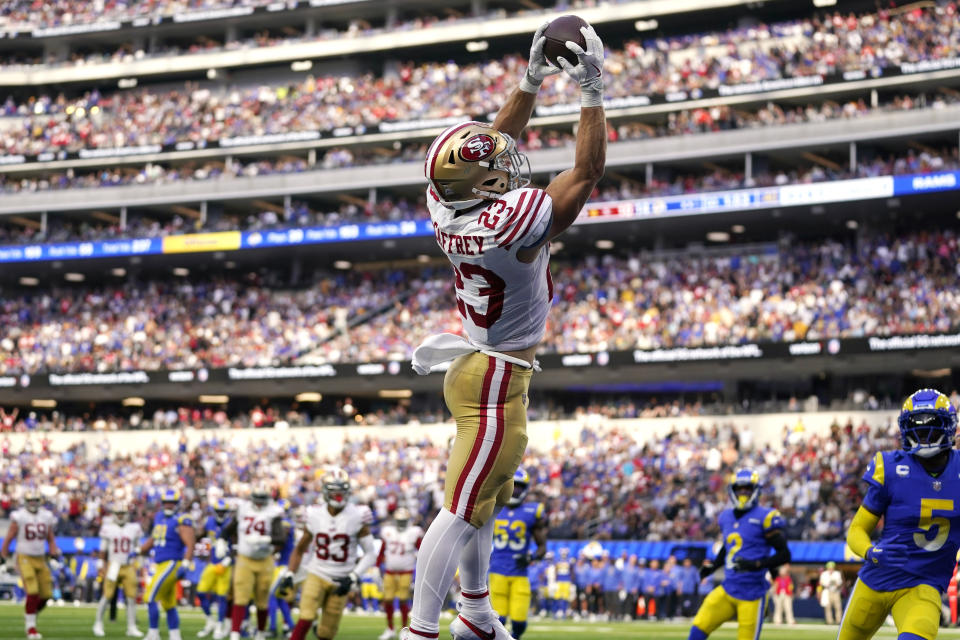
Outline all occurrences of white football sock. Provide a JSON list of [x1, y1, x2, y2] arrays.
[[409, 508, 476, 635], [96, 597, 109, 625], [127, 602, 138, 629], [458, 517, 494, 620]]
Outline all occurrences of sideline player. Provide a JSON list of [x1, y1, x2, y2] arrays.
[[688, 469, 790, 640], [379, 508, 423, 640], [489, 469, 547, 639], [197, 498, 234, 638], [94, 503, 144, 637], [221, 483, 285, 640], [285, 469, 379, 640], [837, 388, 960, 640], [405, 18, 607, 640], [1, 489, 59, 640], [140, 489, 196, 640]]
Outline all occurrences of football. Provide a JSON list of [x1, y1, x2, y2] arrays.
[[542, 14, 589, 69]]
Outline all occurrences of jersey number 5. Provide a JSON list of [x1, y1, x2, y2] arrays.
[[453, 263, 505, 329], [915, 498, 954, 551]]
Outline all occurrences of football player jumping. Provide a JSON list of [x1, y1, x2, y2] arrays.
[[688, 469, 791, 640], [406, 19, 606, 640], [1, 489, 60, 640], [838, 388, 960, 640], [285, 469, 379, 640]]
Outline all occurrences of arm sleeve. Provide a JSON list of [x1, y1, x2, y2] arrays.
[[705, 545, 726, 574], [352, 535, 379, 576], [758, 530, 791, 569], [847, 506, 881, 558]]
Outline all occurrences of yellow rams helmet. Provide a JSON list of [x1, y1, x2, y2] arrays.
[[424, 121, 530, 209]]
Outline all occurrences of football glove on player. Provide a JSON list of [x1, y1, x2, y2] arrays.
[[559, 26, 605, 107], [521, 21, 561, 93], [864, 542, 909, 568], [333, 572, 358, 596]]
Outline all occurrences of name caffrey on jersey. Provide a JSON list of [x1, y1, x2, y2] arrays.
[[432, 222, 484, 256]]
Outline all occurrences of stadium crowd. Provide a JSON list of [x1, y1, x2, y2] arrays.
[[1, 3, 958, 156], [0, 414, 904, 545], [0, 229, 957, 374], [1, 90, 953, 199], [0, 144, 955, 249]]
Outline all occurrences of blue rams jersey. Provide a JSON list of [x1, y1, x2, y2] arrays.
[[151, 512, 193, 564], [489, 502, 544, 577], [204, 515, 231, 563], [276, 519, 295, 566], [859, 449, 960, 593], [555, 560, 572, 581], [718, 505, 784, 601]]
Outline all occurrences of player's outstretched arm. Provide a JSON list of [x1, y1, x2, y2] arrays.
[[493, 22, 559, 140], [543, 26, 606, 242]]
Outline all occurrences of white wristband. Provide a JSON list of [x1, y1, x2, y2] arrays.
[[580, 88, 603, 108], [519, 72, 542, 95]]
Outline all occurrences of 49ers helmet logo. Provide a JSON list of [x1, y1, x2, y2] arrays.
[[459, 134, 496, 162]]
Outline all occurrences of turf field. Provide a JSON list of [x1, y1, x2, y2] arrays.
[[3, 604, 960, 640]]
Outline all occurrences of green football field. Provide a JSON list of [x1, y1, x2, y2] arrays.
[[4, 604, 960, 640]]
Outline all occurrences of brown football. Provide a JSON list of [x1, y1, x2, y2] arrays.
[[542, 15, 589, 70]]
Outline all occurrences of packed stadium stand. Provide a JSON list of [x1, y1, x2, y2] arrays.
[[2, 0, 960, 634]]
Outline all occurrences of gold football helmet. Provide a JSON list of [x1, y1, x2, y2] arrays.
[[425, 121, 530, 208]]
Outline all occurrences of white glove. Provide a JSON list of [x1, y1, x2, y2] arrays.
[[558, 25, 605, 107], [214, 538, 229, 559], [521, 21, 561, 93]]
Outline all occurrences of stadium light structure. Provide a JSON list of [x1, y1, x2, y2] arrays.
[[706, 231, 730, 242], [634, 19, 658, 31], [379, 389, 413, 399], [595, 239, 615, 250], [19, 277, 38, 286], [199, 394, 229, 403], [122, 397, 146, 407], [813, 0, 837, 5], [31, 399, 57, 408], [465, 40, 489, 52], [295, 392, 322, 402]]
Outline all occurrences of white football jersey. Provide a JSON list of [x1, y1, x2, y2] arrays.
[[381, 524, 423, 572], [426, 186, 554, 351], [11, 508, 57, 556], [236, 501, 284, 559], [303, 503, 373, 580], [99, 522, 143, 565]]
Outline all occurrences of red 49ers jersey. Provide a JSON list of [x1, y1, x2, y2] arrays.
[[426, 186, 554, 352]]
